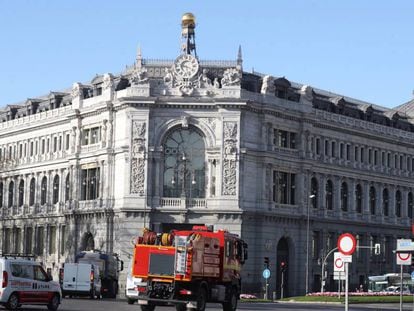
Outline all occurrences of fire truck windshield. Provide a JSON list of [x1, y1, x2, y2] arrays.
[[149, 253, 175, 276]]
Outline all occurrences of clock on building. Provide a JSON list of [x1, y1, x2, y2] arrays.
[[174, 54, 199, 79]]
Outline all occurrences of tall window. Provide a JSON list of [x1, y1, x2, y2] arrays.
[[8, 181, 14, 208], [36, 227, 44, 255], [382, 188, 389, 216], [25, 227, 33, 254], [310, 177, 318, 209], [272, 171, 296, 205], [41, 177, 47, 205], [355, 184, 362, 214], [163, 127, 206, 198], [396, 190, 402, 217], [82, 127, 101, 146], [0, 182, 3, 208], [369, 186, 376, 215], [325, 179, 333, 210], [52, 175, 59, 204], [80, 168, 100, 200], [340, 182, 348, 211], [49, 226, 56, 255], [18, 180, 24, 207], [65, 174, 70, 202], [29, 178, 35, 206], [408, 192, 414, 220]]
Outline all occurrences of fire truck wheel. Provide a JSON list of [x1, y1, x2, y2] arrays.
[[222, 288, 237, 311], [175, 303, 187, 311], [196, 287, 207, 311], [140, 304, 155, 311]]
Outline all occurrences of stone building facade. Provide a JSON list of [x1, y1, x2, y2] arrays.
[[1, 14, 414, 297]]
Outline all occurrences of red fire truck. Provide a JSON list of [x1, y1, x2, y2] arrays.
[[129, 225, 248, 311]]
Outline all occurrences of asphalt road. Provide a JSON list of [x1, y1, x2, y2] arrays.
[[13, 298, 411, 311]]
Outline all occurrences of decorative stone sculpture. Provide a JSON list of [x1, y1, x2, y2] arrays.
[[198, 68, 212, 88], [222, 121, 238, 196], [300, 85, 314, 102], [221, 68, 241, 87], [71, 83, 83, 99], [102, 73, 114, 91], [130, 67, 149, 85], [261, 75, 275, 94], [130, 121, 146, 196]]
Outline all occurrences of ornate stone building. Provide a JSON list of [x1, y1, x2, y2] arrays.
[[1, 13, 414, 297]]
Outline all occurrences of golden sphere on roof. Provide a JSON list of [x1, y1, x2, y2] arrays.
[[181, 12, 196, 27]]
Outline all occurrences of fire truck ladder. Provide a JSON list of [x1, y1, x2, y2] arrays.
[[174, 236, 189, 276]]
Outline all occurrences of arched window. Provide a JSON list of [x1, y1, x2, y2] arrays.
[[52, 175, 59, 204], [41, 177, 47, 205], [8, 181, 14, 208], [163, 126, 206, 198], [65, 174, 70, 202], [396, 190, 402, 218], [382, 188, 389, 216], [325, 179, 333, 210], [355, 184, 362, 214], [18, 180, 24, 207], [340, 182, 348, 211], [29, 178, 35, 206], [408, 192, 414, 220], [0, 182, 3, 208], [369, 186, 376, 215], [310, 177, 318, 209]]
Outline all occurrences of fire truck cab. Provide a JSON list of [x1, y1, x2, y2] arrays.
[[130, 225, 248, 311]]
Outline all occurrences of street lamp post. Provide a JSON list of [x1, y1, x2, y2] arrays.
[[305, 194, 316, 295]]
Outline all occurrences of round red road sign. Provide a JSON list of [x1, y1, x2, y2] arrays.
[[334, 257, 344, 269], [337, 233, 356, 255]]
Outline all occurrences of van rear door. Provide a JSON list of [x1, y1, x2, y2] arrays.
[[63, 263, 78, 291], [75, 264, 92, 293]]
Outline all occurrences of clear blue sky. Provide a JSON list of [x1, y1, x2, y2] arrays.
[[1, 0, 413, 109]]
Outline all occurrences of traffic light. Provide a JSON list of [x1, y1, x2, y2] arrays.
[[264, 257, 270, 268], [280, 261, 287, 272]]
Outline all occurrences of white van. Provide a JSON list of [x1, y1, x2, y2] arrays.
[[62, 263, 101, 299], [0, 256, 61, 310]]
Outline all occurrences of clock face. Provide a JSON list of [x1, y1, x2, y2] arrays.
[[174, 54, 199, 79]]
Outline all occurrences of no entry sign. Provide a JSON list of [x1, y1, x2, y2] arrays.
[[396, 252, 412, 265], [337, 233, 356, 256]]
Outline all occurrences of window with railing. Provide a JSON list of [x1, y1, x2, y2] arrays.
[[272, 171, 296, 205], [163, 127, 205, 198], [382, 188, 389, 216], [41, 177, 47, 205], [325, 180, 333, 210], [80, 168, 100, 200], [53, 175, 59, 204], [355, 184, 363, 214], [81, 127, 101, 146]]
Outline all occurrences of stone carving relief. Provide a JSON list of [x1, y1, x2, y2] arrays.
[[261, 75, 275, 94], [300, 85, 314, 102], [130, 121, 146, 195], [71, 83, 83, 99], [130, 67, 149, 85], [221, 68, 241, 87], [161, 54, 228, 96], [222, 122, 238, 196], [103, 73, 114, 91]]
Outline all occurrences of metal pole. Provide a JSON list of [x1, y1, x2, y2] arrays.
[[345, 263, 349, 311], [321, 247, 338, 293], [281, 270, 285, 299], [401, 264, 403, 311], [305, 199, 310, 295], [305, 194, 315, 294]]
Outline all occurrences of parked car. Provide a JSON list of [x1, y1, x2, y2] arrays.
[[0, 256, 61, 310], [61, 263, 101, 299], [125, 258, 140, 304]]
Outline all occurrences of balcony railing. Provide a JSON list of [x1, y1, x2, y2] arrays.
[[160, 197, 206, 209]]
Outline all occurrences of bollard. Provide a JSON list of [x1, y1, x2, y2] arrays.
[[272, 291, 277, 301]]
